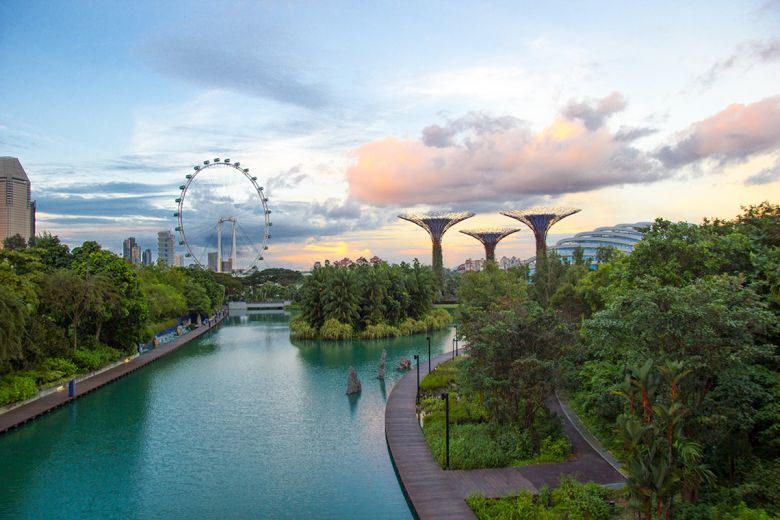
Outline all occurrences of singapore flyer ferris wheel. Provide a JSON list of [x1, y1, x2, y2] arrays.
[[174, 158, 271, 274]]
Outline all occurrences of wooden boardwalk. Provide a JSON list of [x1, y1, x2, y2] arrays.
[[0, 310, 228, 435], [385, 351, 624, 520]]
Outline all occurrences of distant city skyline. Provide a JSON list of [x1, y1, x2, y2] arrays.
[[1, 1, 778, 269]]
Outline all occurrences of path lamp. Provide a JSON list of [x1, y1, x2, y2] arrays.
[[426, 336, 431, 374], [414, 355, 420, 405], [452, 338, 456, 359], [441, 392, 450, 469]]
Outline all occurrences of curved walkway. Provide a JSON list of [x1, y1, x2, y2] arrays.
[[385, 351, 624, 520], [0, 310, 228, 435]]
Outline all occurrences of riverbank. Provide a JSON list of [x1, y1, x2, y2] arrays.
[[0, 309, 228, 435]]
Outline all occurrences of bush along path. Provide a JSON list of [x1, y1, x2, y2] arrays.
[[385, 351, 624, 520], [0, 309, 228, 435]]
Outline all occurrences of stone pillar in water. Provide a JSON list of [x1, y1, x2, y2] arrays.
[[346, 367, 362, 395], [377, 350, 387, 380]]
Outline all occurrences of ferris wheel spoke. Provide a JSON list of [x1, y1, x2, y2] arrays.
[[175, 159, 270, 274]]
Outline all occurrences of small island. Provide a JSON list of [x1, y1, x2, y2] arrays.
[[290, 260, 451, 340]]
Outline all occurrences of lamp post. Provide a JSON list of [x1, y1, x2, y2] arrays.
[[454, 325, 459, 356], [441, 392, 450, 469], [414, 354, 420, 405], [452, 338, 456, 359], [426, 336, 431, 373]]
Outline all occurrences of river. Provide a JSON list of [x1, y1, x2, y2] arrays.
[[0, 313, 454, 519]]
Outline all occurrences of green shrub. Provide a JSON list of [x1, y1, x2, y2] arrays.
[[361, 322, 400, 339], [398, 318, 426, 336], [41, 357, 78, 377], [71, 345, 122, 372], [0, 375, 38, 406], [493, 427, 534, 461], [468, 478, 611, 520], [319, 319, 353, 340], [423, 308, 452, 330], [420, 358, 463, 392], [424, 420, 510, 469], [550, 477, 610, 520], [289, 316, 318, 339], [539, 435, 572, 462]]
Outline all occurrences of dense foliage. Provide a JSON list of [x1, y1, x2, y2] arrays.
[[214, 267, 302, 302], [291, 260, 452, 339], [456, 202, 780, 517], [0, 234, 225, 406], [419, 358, 571, 470], [468, 477, 615, 520]]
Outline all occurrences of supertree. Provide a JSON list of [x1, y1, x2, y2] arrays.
[[398, 211, 475, 283], [500, 207, 581, 258], [459, 227, 521, 262]]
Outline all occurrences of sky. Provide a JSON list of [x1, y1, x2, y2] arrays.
[[1, 0, 779, 270]]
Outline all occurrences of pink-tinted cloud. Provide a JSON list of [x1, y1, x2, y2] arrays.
[[347, 94, 780, 206], [347, 95, 661, 206], [656, 95, 780, 168]]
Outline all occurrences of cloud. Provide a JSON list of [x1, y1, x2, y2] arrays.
[[140, 30, 329, 109], [561, 92, 627, 131], [656, 96, 780, 168], [265, 165, 309, 197], [614, 126, 658, 142], [745, 160, 780, 185], [421, 112, 523, 148], [347, 95, 664, 206], [698, 38, 780, 87], [310, 198, 362, 220]]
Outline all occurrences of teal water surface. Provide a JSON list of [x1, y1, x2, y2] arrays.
[[0, 313, 454, 519]]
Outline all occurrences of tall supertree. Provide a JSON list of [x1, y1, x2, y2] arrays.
[[398, 211, 475, 284], [459, 227, 521, 262], [500, 207, 581, 258]]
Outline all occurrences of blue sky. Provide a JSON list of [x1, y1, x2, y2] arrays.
[[1, 1, 779, 269]]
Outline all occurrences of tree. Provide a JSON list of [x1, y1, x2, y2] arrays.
[[0, 286, 28, 365], [41, 269, 107, 349], [3, 234, 27, 251], [29, 232, 71, 270], [323, 267, 359, 324]]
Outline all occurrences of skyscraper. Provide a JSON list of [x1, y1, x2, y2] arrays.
[[131, 245, 141, 265], [0, 157, 36, 247], [157, 231, 175, 266], [123, 237, 137, 263], [142, 248, 153, 266], [207, 251, 218, 272]]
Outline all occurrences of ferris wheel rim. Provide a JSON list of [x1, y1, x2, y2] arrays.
[[176, 159, 270, 274]]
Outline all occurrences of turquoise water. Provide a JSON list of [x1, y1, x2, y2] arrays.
[[0, 313, 454, 519]]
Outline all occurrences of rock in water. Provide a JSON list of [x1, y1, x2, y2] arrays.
[[377, 350, 387, 380], [346, 366, 362, 395], [399, 356, 411, 370]]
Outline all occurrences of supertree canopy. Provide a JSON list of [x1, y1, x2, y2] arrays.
[[459, 227, 521, 262], [398, 211, 475, 284], [501, 207, 581, 258]]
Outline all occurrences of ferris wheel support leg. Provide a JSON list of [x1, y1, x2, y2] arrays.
[[217, 219, 223, 273]]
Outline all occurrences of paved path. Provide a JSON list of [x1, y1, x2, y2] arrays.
[[385, 351, 624, 520], [0, 311, 228, 435]]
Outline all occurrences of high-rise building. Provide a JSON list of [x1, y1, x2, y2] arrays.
[[131, 245, 141, 265], [0, 157, 36, 247], [157, 231, 175, 266], [142, 248, 153, 266], [207, 251, 219, 272], [123, 237, 137, 263], [173, 254, 184, 267]]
